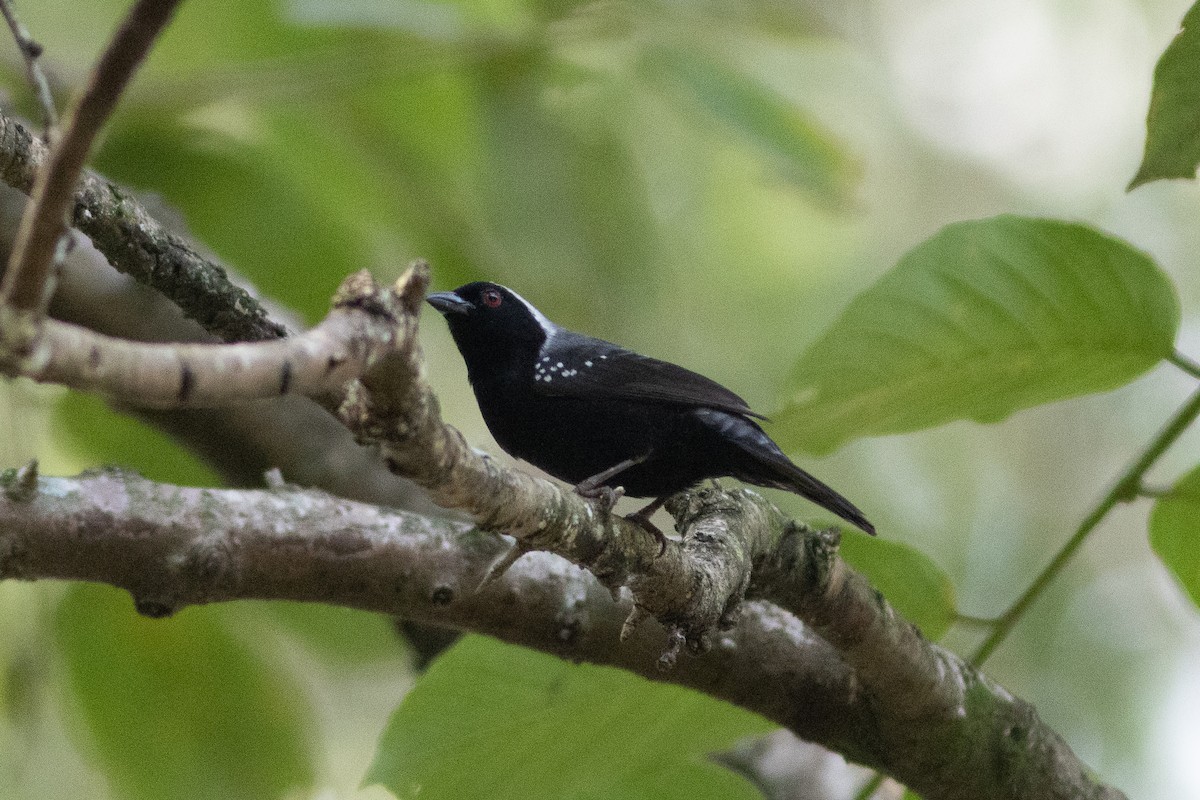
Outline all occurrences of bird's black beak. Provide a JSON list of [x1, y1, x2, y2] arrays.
[[427, 291, 473, 316]]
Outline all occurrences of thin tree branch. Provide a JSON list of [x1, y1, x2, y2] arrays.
[[1169, 349, 1200, 380], [971, 385, 1200, 664], [0, 270, 403, 408], [0, 0, 58, 136], [1, 0, 183, 312], [0, 184, 438, 514]]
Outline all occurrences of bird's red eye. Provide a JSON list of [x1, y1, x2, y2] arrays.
[[481, 288, 503, 308]]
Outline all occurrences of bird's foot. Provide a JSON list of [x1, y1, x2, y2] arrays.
[[574, 482, 625, 514]]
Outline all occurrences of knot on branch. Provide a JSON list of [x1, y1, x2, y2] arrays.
[[1, 459, 39, 503], [393, 259, 431, 316], [746, 519, 845, 628], [333, 269, 398, 317], [622, 484, 784, 663], [0, 303, 43, 365], [663, 480, 747, 529], [756, 521, 841, 598], [339, 261, 432, 430]]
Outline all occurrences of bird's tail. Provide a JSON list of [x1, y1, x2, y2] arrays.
[[696, 409, 875, 535], [760, 460, 876, 536]]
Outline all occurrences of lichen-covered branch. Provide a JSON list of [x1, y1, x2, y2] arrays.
[[683, 490, 1124, 800], [0, 466, 1126, 800], [0, 110, 287, 342], [0, 467, 870, 764]]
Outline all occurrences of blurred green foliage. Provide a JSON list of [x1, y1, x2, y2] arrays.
[[839, 534, 956, 640], [367, 635, 772, 800], [254, 601, 407, 666], [56, 585, 315, 800], [55, 391, 219, 487]]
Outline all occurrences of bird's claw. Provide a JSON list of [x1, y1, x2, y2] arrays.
[[575, 482, 624, 514]]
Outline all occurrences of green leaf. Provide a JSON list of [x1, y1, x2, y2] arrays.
[[1130, 4, 1200, 188], [56, 585, 314, 800], [775, 216, 1180, 454], [839, 536, 956, 640], [1149, 463, 1200, 607], [367, 636, 772, 800], [641, 46, 857, 209], [259, 602, 404, 665]]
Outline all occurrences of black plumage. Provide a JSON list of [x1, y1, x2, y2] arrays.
[[428, 282, 874, 543]]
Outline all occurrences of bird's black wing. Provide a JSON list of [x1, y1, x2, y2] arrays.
[[533, 332, 768, 420]]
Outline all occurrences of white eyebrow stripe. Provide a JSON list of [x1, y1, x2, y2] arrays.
[[506, 287, 558, 342]]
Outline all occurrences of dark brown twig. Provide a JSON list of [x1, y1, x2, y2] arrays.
[[0, 0, 58, 136], [1, 0, 183, 312]]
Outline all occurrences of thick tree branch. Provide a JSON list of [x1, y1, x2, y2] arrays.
[[0, 467, 871, 762], [1, 0, 184, 312], [0, 467, 1125, 800], [682, 491, 1119, 800]]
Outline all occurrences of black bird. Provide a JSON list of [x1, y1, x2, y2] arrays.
[[428, 282, 874, 546]]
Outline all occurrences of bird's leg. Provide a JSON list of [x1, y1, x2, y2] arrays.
[[575, 455, 648, 494], [574, 454, 648, 508], [626, 496, 669, 555], [574, 454, 669, 555]]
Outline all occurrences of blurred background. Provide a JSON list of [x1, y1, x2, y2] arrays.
[[2, 0, 1200, 798]]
